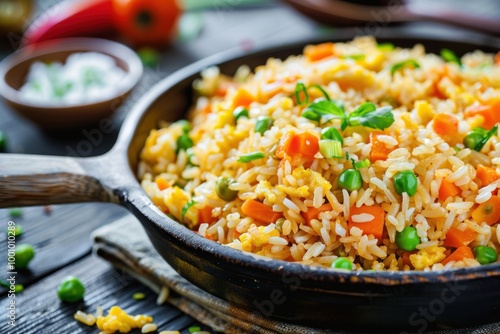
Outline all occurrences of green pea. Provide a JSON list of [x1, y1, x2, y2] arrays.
[[338, 169, 362, 191], [233, 107, 249, 122], [215, 177, 238, 201], [15, 244, 35, 269], [176, 134, 193, 153], [0, 130, 7, 152], [331, 257, 353, 270], [463, 132, 483, 150], [395, 226, 420, 251], [393, 170, 418, 196], [254, 116, 273, 135], [57, 276, 85, 302], [9, 208, 22, 218], [473, 245, 498, 265]]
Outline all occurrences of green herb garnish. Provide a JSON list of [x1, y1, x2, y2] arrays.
[[238, 152, 265, 163], [294, 82, 309, 105], [343, 54, 365, 61], [390, 59, 420, 75], [321, 126, 343, 144], [309, 84, 331, 101], [302, 101, 394, 130], [348, 103, 395, 130], [377, 43, 395, 51], [463, 125, 498, 152], [440, 48, 461, 66], [354, 158, 371, 169]]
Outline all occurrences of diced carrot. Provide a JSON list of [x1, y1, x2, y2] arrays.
[[232, 87, 255, 107], [348, 205, 385, 240], [432, 113, 458, 136], [304, 42, 335, 62], [369, 131, 393, 162], [198, 206, 216, 224], [276, 131, 319, 162], [443, 227, 478, 248], [465, 100, 500, 130], [155, 177, 169, 191], [241, 199, 283, 224], [441, 246, 474, 266], [301, 203, 332, 226], [471, 196, 500, 225], [495, 52, 500, 65], [476, 164, 499, 187], [438, 179, 460, 201]]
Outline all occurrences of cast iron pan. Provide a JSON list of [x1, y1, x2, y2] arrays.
[[1, 30, 500, 332]]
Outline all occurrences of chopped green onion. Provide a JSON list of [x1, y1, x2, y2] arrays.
[[132, 292, 146, 300], [254, 116, 273, 135], [176, 134, 194, 153], [181, 199, 197, 223], [319, 139, 343, 158], [354, 159, 370, 169], [343, 54, 365, 60], [302, 99, 346, 127], [308, 84, 331, 101], [321, 126, 343, 144], [377, 43, 395, 51], [237, 152, 265, 163], [390, 59, 420, 75], [440, 48, 461, 66], [233, 106, 249, 122], [294, 81, 309, 105]]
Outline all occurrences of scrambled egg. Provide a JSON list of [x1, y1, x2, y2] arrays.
[[93, 306, 152, 333], [256, 167, 331, 204], [410, 245, 447, 270]]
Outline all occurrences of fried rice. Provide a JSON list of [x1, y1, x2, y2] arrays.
[[138, 36, 500, 271]]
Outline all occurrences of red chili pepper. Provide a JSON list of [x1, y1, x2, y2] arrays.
[[22, 0, 183, 47]]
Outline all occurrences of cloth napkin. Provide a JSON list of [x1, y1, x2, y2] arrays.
[[91, 215, 499, 334]]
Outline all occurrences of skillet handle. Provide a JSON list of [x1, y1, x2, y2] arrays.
[[0, 153, 120, 208]]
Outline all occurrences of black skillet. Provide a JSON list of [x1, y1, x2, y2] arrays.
[[1, 30, 500, 332]]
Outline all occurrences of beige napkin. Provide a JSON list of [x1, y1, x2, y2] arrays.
[[91, 215, 499, 334]]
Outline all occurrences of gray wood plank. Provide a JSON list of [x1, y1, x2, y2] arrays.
[[0, 255, 209, 334], [0, 204, 128, 290]]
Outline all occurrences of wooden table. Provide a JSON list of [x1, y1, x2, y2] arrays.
[[0, 1, 498, 333]]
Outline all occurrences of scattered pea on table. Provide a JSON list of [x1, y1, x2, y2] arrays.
[[57, 276, 86, 302]]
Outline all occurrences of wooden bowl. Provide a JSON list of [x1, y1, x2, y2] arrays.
[[0, 38, 143, 130]]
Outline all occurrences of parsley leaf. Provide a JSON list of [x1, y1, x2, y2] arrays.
[[302, 99, 347, 128], [348, 103, 394, 130]]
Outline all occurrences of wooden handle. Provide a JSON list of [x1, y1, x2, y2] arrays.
[[0, 154, 120, 207]]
